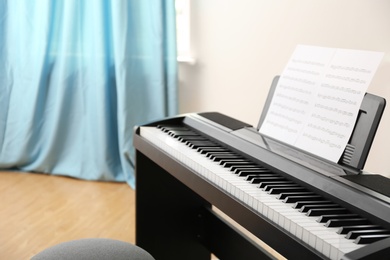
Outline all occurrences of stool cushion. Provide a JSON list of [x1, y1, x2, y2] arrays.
[[31, 238, 155, 260]]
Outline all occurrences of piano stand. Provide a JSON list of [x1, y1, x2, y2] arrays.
[[135, 151, 273, 260], [135, 133, 320, 260], [136, 151, 210, 260]]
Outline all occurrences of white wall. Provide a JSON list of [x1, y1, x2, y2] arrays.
[[178, 0, 390, 176]]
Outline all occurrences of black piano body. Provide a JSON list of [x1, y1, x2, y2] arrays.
[[134, 77, 390, 260]]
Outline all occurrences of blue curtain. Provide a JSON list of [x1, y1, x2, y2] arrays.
[[0, 0, 177, 188]]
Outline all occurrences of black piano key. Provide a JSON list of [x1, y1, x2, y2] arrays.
[[237, 169, 272, 174], [214, 157, 246, 163], [346, 229, 390, 240], [231, 165, 262, 169], [283, 195, 323, 203], [306, 208, 349, 217], [182, 135, 205, 139], [250, 179, 291, 185], [223, 159, 251, 164], [255, 177, 287, 186], [337, 225, 382, 235], [189, 141, 219, 146], [168, 130, 199, 136], [158, 126, 190, 133], [208, 154, 241, 161], [198, 147, 229, 154], [235, 169, 271, 176], [205, 151, 233, 155], [240, 172, 274, 178], [325, 218, 370, 228], [180, 136, 208, 142], [253, 180, 288, 185], [188, 141, 220, 148], [245, 174, 261, 181], [318, 214, 359, 223], [237, 169, 273, 175], [207, 151, 239, 156], [230, 165, 263, 171], [157, 124, 181, 130], [293, 200, 334, 209], [277, 192, 316, 200], [203, 148, 230, 152], [222, 161, 255, 167], [232, 166, 265, 173], [299, 204, 339, 213], [268, 187, 307, 195], [268, 187, 309, 194], [354, 234, 390, 244], [263, 184, 300, 192]]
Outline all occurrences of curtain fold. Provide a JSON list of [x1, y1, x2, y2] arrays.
[[0, 0, 177, 188]]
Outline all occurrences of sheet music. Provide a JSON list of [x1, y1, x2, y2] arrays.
[[259, 45, 383, 162]]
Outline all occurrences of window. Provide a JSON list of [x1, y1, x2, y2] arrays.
[[175, 0, 194, 64]]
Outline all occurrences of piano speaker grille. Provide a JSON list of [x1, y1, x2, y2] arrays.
[[341, 144, 355, 165]]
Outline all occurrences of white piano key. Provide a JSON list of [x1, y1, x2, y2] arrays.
[[140, 127, 365, 259]]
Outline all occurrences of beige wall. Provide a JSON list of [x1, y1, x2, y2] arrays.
[[178, 0, 390, 176]]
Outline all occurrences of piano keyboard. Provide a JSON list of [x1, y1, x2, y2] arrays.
[[140, 125, 390, 260]]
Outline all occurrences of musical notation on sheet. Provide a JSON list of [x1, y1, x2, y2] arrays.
[[259, 45, 383, 162]]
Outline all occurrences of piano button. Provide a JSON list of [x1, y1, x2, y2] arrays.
[[318, 214, 359, 223], [283, 195, 323, 203], [306, 208, 349, 217], [337, 225, 382, 235], [277, 192, 316, 200], [354, 234, 390, 244], [299, 204, 339, 213], [346, 229, 390, 240], [325, 218, 370, 228], [293, 200, 334, 209]]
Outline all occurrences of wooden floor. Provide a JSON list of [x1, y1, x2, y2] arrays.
[[0, 171, 135, 259]]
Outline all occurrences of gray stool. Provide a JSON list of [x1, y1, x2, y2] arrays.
[[31, 238, 155, 260]]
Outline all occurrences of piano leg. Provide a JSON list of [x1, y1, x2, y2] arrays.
[[135, 151, 211, 260]]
